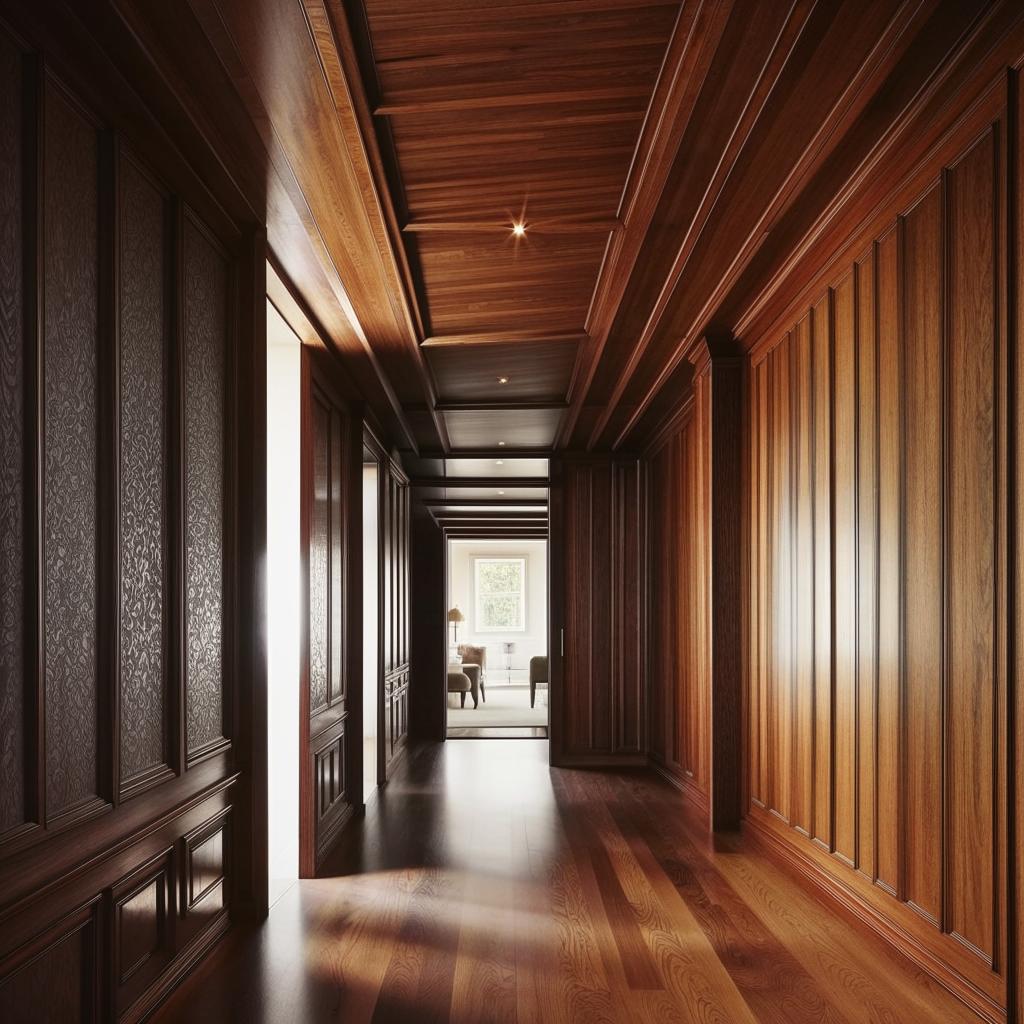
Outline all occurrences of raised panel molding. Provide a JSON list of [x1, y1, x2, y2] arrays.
[[743, 101, 1007, 1020]]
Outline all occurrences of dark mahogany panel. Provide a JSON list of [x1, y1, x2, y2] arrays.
[[42, 76, 100, 823], [552, 458, 643, 765], [118, 152, 169, 790], [0, 13, 260, 1022], [183, 217, 227, 760], [0, 30, 26, 838]]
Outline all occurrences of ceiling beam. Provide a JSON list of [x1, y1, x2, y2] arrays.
[[410, 477, 549, 488], [422, 331, 586, 348], [423, 499, 548, 509], [402, 219, 620, 235], [433, 400, 568, 413], [374, 84, 654, 116]]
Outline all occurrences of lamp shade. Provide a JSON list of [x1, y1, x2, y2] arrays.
[[447, 607, 465, 624]]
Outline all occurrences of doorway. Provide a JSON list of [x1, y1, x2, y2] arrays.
[[362, 452, 380, 804], [445, 538, 549, 739], [265, 301, 301, 906]]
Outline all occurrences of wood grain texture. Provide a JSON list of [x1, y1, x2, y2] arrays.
[[553, 458, 643, 764], [152, 740, 984, 1024], [743, 93, 1009, 1019]]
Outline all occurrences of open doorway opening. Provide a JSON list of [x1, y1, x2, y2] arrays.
[[362, 451, 380, 804], [446, 538, 549, 739], [266, 301, 301, 906]]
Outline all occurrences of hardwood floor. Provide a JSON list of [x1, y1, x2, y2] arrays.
[[154, 741, 982, 1023]]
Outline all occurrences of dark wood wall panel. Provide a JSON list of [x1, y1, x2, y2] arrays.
[[183, 217, 227, 760], [42, 76, 101, 823], [553, 458, 642, 764], [0, 32, 26, 838], [118, 153, 169, 789], [382, 461, 409, 775], [0, 13, 258, 1020], [301, 359, 359, 874], [744, 89, 1008, 1018]]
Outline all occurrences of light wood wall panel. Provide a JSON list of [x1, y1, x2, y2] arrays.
[[745, 90, 1008, 1019], [646, 410, 710, 812]]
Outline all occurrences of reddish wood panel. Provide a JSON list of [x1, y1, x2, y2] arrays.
[[646, 409, 710, 815], [744, 93, 1008, 1019]]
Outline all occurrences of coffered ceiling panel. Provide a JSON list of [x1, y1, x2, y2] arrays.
[[426, 338, 579, 402], [443, 408, 564, 449], [444, 458, 549, 479]]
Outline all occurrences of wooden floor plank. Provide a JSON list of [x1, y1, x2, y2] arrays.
[[153, 741, 986, 1024]]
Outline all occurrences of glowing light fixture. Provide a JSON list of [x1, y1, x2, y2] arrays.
[[497, 376, 509, 384], [498, 441, 506, 447], [495, 460, 504, 465], [512, 222, 527, 237]]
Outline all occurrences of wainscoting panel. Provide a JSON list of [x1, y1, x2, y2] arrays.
[[744, 83, 1008, 1019], [0, 11, 259, 1021]]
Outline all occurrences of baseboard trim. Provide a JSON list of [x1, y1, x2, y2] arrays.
[[649, 760, 710, 821], [743, 816, 1006, 1024]]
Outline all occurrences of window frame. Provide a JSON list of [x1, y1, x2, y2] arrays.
[[473, 555, 527, 634]]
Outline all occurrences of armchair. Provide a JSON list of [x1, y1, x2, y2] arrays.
[[457, 644, 487, 703]]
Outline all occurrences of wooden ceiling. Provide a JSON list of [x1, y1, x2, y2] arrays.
[[350, 0, 682, 453], [110, 0, 1024, 472]]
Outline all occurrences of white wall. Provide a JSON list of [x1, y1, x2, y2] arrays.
[[447, 539, 547, 676], [266, 302, 300, 906]]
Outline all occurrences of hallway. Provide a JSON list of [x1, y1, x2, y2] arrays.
[[156, 742, 975, 1023]]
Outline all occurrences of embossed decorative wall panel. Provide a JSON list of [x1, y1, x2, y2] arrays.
[[0, 32, 25, 837], [183, 216, 226, 759], [118, 153, 168, 788], [744, 93, 1008, 1018], [0, 13, 256, 1022], [42, 77, 100, 822]]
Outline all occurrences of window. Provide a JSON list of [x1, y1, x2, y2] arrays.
[[474, 557, 526, 633]]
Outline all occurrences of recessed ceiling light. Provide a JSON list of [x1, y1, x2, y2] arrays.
[[498, 441, 506, 447], [512, 222, 526, 237], [498, 490, 505, 495], [495, 459, 504, 465], [497, 376, 509, 384]]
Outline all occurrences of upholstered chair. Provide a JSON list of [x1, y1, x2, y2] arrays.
[[529, 656, 548, 708], [457, 644, 487, 702]]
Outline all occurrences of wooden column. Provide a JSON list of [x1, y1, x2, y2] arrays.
[[688, 334, 744, 831]]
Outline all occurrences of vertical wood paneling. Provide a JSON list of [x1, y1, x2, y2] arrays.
[[901, 184, 943, 924], [875, 227, 901, 895], [558, 459, 643, 763], [744, 104, 1007, 1015], [42, 78, 100, 820], [309, 397, 330, 713], [945, 132, 996, 960], [793, 316, 814, 835], [855, 250, 877, 879], [0, 35, 26, 836], [832, 273, 856, 864], [811, 292, 832, 847]]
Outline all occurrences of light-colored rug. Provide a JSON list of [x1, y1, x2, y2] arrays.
[[447, 684, 548, 728]]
